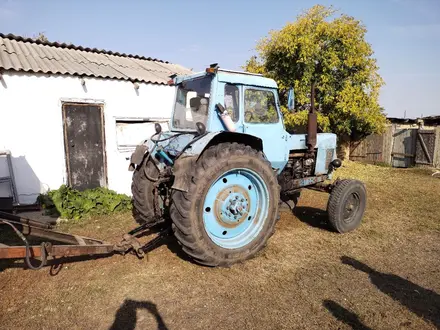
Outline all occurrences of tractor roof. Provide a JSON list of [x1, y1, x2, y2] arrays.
[[173, 67, 278, 89]]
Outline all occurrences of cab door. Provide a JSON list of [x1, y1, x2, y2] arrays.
[[241, 87, 288, 172], [209, 82, 243, 132]]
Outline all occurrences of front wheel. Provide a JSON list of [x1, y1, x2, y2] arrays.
[[327, 179, 367, 233], [170, 142, 280, 267]]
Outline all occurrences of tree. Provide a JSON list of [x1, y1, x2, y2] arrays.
[[34, 32, 49, 43], [243, 5, 387, 146]]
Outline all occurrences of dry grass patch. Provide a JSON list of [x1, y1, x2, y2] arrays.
[[0, 161, 439, 330]]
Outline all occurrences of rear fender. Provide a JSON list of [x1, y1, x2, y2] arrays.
[[172, 132, 265, 192], [181, 131, 264, 160]]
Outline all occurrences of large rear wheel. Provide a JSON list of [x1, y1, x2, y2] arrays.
[[170, 142, 280, 266], [131, 155, 160, 224]]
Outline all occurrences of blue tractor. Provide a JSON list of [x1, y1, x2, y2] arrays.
[[129, 64, 366, 266]]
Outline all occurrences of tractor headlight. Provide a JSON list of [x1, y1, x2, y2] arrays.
[[331, 158, 342, 168]]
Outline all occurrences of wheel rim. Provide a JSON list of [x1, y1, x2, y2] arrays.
[[343, 192, 360, 223], [202, 168, 270, 249]]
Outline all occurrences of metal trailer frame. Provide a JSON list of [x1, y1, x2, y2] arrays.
[[0, 211, 169, 270]]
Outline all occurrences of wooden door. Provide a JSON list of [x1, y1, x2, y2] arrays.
[[415, 130, 435, 166], [62, 103, 107, 190]]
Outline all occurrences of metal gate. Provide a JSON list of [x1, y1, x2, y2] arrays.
[[391, 129, 417, 168], [415, 129, 436, 166]]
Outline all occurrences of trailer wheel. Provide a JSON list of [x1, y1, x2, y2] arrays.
[[327, 179, 366, 233], [131, 156, 160, 224], [170, 142, 280, 267]]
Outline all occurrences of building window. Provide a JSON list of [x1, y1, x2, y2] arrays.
[[115, 119, 169, 151], [224, 84, 240, 122], [244, 89, 279, 124]]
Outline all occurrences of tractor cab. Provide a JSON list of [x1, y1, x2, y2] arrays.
[[169, 65, 285, 135], [168, 65, 290, 171]]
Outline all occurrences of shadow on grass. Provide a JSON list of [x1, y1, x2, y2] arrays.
[[293, 206, 334, 232], [323, 300, 372, 330], [341, 256, 440, 329], [109, 299, 169, 330]]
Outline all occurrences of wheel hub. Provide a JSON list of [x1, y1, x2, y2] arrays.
[[202, 168, 269, 249], [343, 192, 360, 223], [214, 188, 250, 227]]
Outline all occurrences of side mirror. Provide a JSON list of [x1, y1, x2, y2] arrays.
[[154, 123, 162, 134], [287, 87, 295, 112], [195, 122, 206, 135]]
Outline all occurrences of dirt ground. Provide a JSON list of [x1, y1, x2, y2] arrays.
[[1, 161, 439, 330]]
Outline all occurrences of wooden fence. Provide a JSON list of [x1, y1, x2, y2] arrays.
[[350, 125, 440, 168]]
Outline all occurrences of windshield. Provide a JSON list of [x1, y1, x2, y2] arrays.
[[172, 76, 212, 130]]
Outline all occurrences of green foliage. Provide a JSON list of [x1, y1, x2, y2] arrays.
[[34, 32, 49, 43], [244, 89, 279, 123], [280, 105, 330, 133], [38, 185, 132, 220], [243, 5, 387, 140]]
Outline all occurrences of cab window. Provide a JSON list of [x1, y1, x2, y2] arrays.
[[224, 84, 240, 122], [244, 89, 279, 123]]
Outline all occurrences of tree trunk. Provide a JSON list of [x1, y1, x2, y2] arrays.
[[337, 137, 351, 161]]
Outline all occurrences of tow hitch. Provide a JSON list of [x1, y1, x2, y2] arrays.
[[0, 211, 169, 270]]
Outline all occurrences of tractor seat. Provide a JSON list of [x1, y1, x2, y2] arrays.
[[199, 98, 208, 115], [190, 97, 201, 111]]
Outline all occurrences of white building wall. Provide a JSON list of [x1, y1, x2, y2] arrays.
[[0, 72, 175, 204]]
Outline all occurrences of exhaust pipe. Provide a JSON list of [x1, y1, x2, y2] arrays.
[[306, 82, 317, 152]]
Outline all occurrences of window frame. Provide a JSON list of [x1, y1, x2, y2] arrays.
[[224, 83, 240, 123], [114, 117, 169, 152], [171, 76, 213, 132], [243, 87, 281, 124]]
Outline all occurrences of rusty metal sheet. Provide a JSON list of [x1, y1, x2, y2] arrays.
[[282, 174, 328, 192]]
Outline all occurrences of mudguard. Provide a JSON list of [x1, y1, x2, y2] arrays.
[[128, 144, 148, 171], [180, 131, 264, 159], [172, 131, 264, 192]]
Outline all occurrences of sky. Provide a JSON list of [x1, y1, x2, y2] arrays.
[[0, 0, 439, 118]]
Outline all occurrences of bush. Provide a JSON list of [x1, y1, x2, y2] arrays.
[[38, 185, 132, 220]]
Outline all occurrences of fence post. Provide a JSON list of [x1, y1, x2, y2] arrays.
[[433, 127, 440, 169]]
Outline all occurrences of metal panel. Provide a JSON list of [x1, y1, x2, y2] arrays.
[[415, 130, 436, 165], [62, 104, 107, 190], [391, 129, 417, 168]]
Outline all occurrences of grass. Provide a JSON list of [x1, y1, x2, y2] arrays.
[[0, 161, 439, 330]]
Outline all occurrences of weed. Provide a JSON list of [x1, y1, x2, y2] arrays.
[[38, 185, 132, 220]]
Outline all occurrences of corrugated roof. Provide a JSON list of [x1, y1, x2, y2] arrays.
[[0, 33, 192, 84]]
